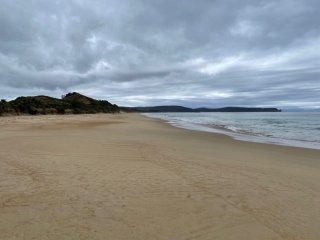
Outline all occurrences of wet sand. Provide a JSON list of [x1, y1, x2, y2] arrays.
[[0, 113, 319, 239]]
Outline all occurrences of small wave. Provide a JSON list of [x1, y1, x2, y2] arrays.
[[142, 112, 320, 150], [225, 125, 242, 132]]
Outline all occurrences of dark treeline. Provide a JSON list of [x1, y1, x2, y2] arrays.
[[0, 92, 120, 116]]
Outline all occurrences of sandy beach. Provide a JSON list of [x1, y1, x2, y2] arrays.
[[0, 113, 319, 240]]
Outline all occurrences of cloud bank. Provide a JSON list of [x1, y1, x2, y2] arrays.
[[0, 0, 319, 109]]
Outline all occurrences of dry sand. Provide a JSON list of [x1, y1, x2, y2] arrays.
[[0, 113, 319, 240]]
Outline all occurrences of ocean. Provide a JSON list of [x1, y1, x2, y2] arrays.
[[143, 112, 320, 150]]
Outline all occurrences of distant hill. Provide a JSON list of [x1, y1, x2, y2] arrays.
[[0, 93, 282, 116], [135, 106, 197, 112], [126, 106, 281, 113], [0, 92, 120, 116]]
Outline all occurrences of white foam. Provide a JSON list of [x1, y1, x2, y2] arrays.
[[142, 113, 320, 150]]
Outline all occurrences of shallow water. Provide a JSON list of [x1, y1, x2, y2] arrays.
[[143, 112, 320, 150]]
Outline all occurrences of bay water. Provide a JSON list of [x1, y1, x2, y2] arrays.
[[143, 112, 320, 150]]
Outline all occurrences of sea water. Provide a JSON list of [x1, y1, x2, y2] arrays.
[[143, 112, 320, 150]]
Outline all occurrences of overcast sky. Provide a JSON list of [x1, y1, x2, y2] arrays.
[[0, 0, 319, 109]]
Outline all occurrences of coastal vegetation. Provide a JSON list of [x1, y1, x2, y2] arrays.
[[0, 92, 120, 116], [0, 92, 282, 116]]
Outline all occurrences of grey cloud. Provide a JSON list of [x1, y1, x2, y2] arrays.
[[0, 0, 320, 109]]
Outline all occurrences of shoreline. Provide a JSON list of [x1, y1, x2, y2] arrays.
[[1, 113, 319, 239], [143, 112, 320, 150]]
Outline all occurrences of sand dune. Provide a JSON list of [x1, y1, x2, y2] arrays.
[[0, 114, 319, 239]]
